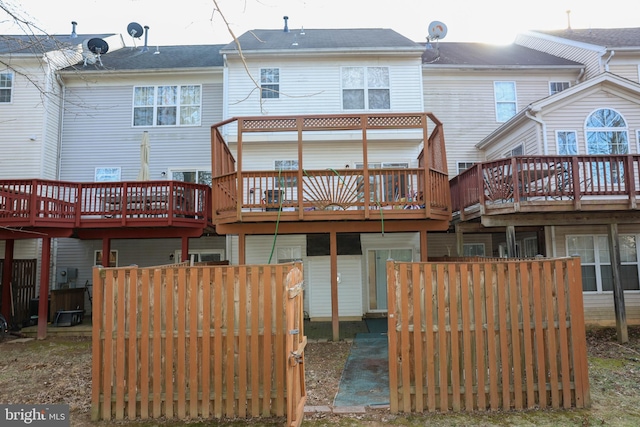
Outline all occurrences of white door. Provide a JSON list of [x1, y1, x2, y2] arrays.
[[368, 249, 413, 312]]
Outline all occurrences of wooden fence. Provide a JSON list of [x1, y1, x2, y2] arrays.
[[387, 257, 590, 413], [0, 259, 37, 326], [91, 262, 305, 422]]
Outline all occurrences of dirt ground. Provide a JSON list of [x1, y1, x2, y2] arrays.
[[1, 327, 640, 426]]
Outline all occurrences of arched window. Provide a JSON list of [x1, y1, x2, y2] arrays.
[[585, 109, 628, 185], [585, 108, 628, 154]]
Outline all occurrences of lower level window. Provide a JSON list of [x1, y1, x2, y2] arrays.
[[175, 249, 225, 263], [567, 234, 640, 292]]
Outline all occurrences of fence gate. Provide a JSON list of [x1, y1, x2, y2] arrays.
[[285, 265, 307, 427], [387, 257, 590, 413]]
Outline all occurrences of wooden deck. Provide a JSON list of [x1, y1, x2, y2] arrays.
[[211, 113, 452, 233], [451, 155, 640, 224], [0, 179, 213, 238]]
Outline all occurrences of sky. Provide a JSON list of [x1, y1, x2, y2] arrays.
[[2, 0, 639, 47]]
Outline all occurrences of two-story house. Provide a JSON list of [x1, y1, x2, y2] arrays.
[[4, 20, 640, 334], [448, 28, 640, 325]]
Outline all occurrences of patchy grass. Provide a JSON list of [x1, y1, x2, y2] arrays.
[[2, 326, 640, 426]]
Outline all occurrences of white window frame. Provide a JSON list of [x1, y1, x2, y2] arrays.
[[260, 68, 280, 99], [522, 237, 539, 257], [457, 161, 475, 174], [0, 71, 13, 103], [567, 234, 640, 293], [494, 81, 517, 122], [549, 81, 570, 95], [276, 246, 302, 263], [341, 66, 391, 111], [556, 130, 578, 155], [503, 144, 524, 158], [132, 85, 202, 127], [170, 169, 212, 186], [94, 167, 121, 182], [94, 250, 118, 267], [274, 159, 298, 188], [584, 108, 629, 155], [174, 249, 225, 263], [463, 243, 485, 256]]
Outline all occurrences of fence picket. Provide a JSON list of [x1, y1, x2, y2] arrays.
[[128, 270, 139, 419]]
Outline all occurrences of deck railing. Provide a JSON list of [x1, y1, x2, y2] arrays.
[[451, 155, 640, 214], [211, 113, 452, 223], [0, 179, 212, 228]]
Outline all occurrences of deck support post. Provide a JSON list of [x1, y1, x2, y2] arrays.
[[420, 230, 428, 261], [238, 233, 246, 265], [455, 223, 464, 257], [37, 236, 51, 340], [101, 238, 111, 267], [330, 230, 339, 341], [607, 223, 628, 343], [181, 237, 189, 264], [506, 225, 517, 258], [1, 239, 15, 321]]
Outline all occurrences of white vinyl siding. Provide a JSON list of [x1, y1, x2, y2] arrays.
[[59, 80, 222, 183], [515, 33, 602, 79], [226, 55, 423, 118], [422, 69, 575, 175], [308, 255, 362, 319]]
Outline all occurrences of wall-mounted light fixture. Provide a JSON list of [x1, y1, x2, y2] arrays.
[[160, 171, 167, 177]]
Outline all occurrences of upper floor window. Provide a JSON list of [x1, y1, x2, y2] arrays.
[[260, 68, 280, 99], [342, 66, 390, 110], [504, 144, 524, 158], [550, 81, 570, 95], [494, 81, 516, 122], [457, 161, 475, 174], [0, 72, 13, 103], [133, 85, 201, 127], [585, 108, 628, 154], [556, 131, 578, 155]]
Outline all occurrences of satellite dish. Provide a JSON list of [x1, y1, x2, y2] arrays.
[[82, 38, 108, 66], [87, 38, 109, 54], [428, 21, 448, 40], [127, 22, 144, 38]]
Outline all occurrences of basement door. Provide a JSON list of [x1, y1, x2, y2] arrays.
[[368, 249, 413, 312]]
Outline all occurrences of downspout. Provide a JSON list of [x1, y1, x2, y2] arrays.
[[575, 67, 585, 84], [525, 107, 548, 155], [603, 50, 615, 72], [222, 54, 229, 138]]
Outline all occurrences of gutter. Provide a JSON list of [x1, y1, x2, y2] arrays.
[[525, 107, 548, 155]]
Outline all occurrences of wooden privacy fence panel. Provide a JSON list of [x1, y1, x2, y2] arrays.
[[91, 262, 304, 422], [387, 257, 590, 413], [0, 259, 37, 326]]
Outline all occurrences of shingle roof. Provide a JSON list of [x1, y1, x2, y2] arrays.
[[421, 42, 584, 68], [62, 45, 225, 72], [532, 28, 640, 48], [220, 28, 423, 53], [0, 34, 114, 54]]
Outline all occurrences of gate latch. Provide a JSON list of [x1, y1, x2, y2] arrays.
[[289, 351, 303, 366]]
